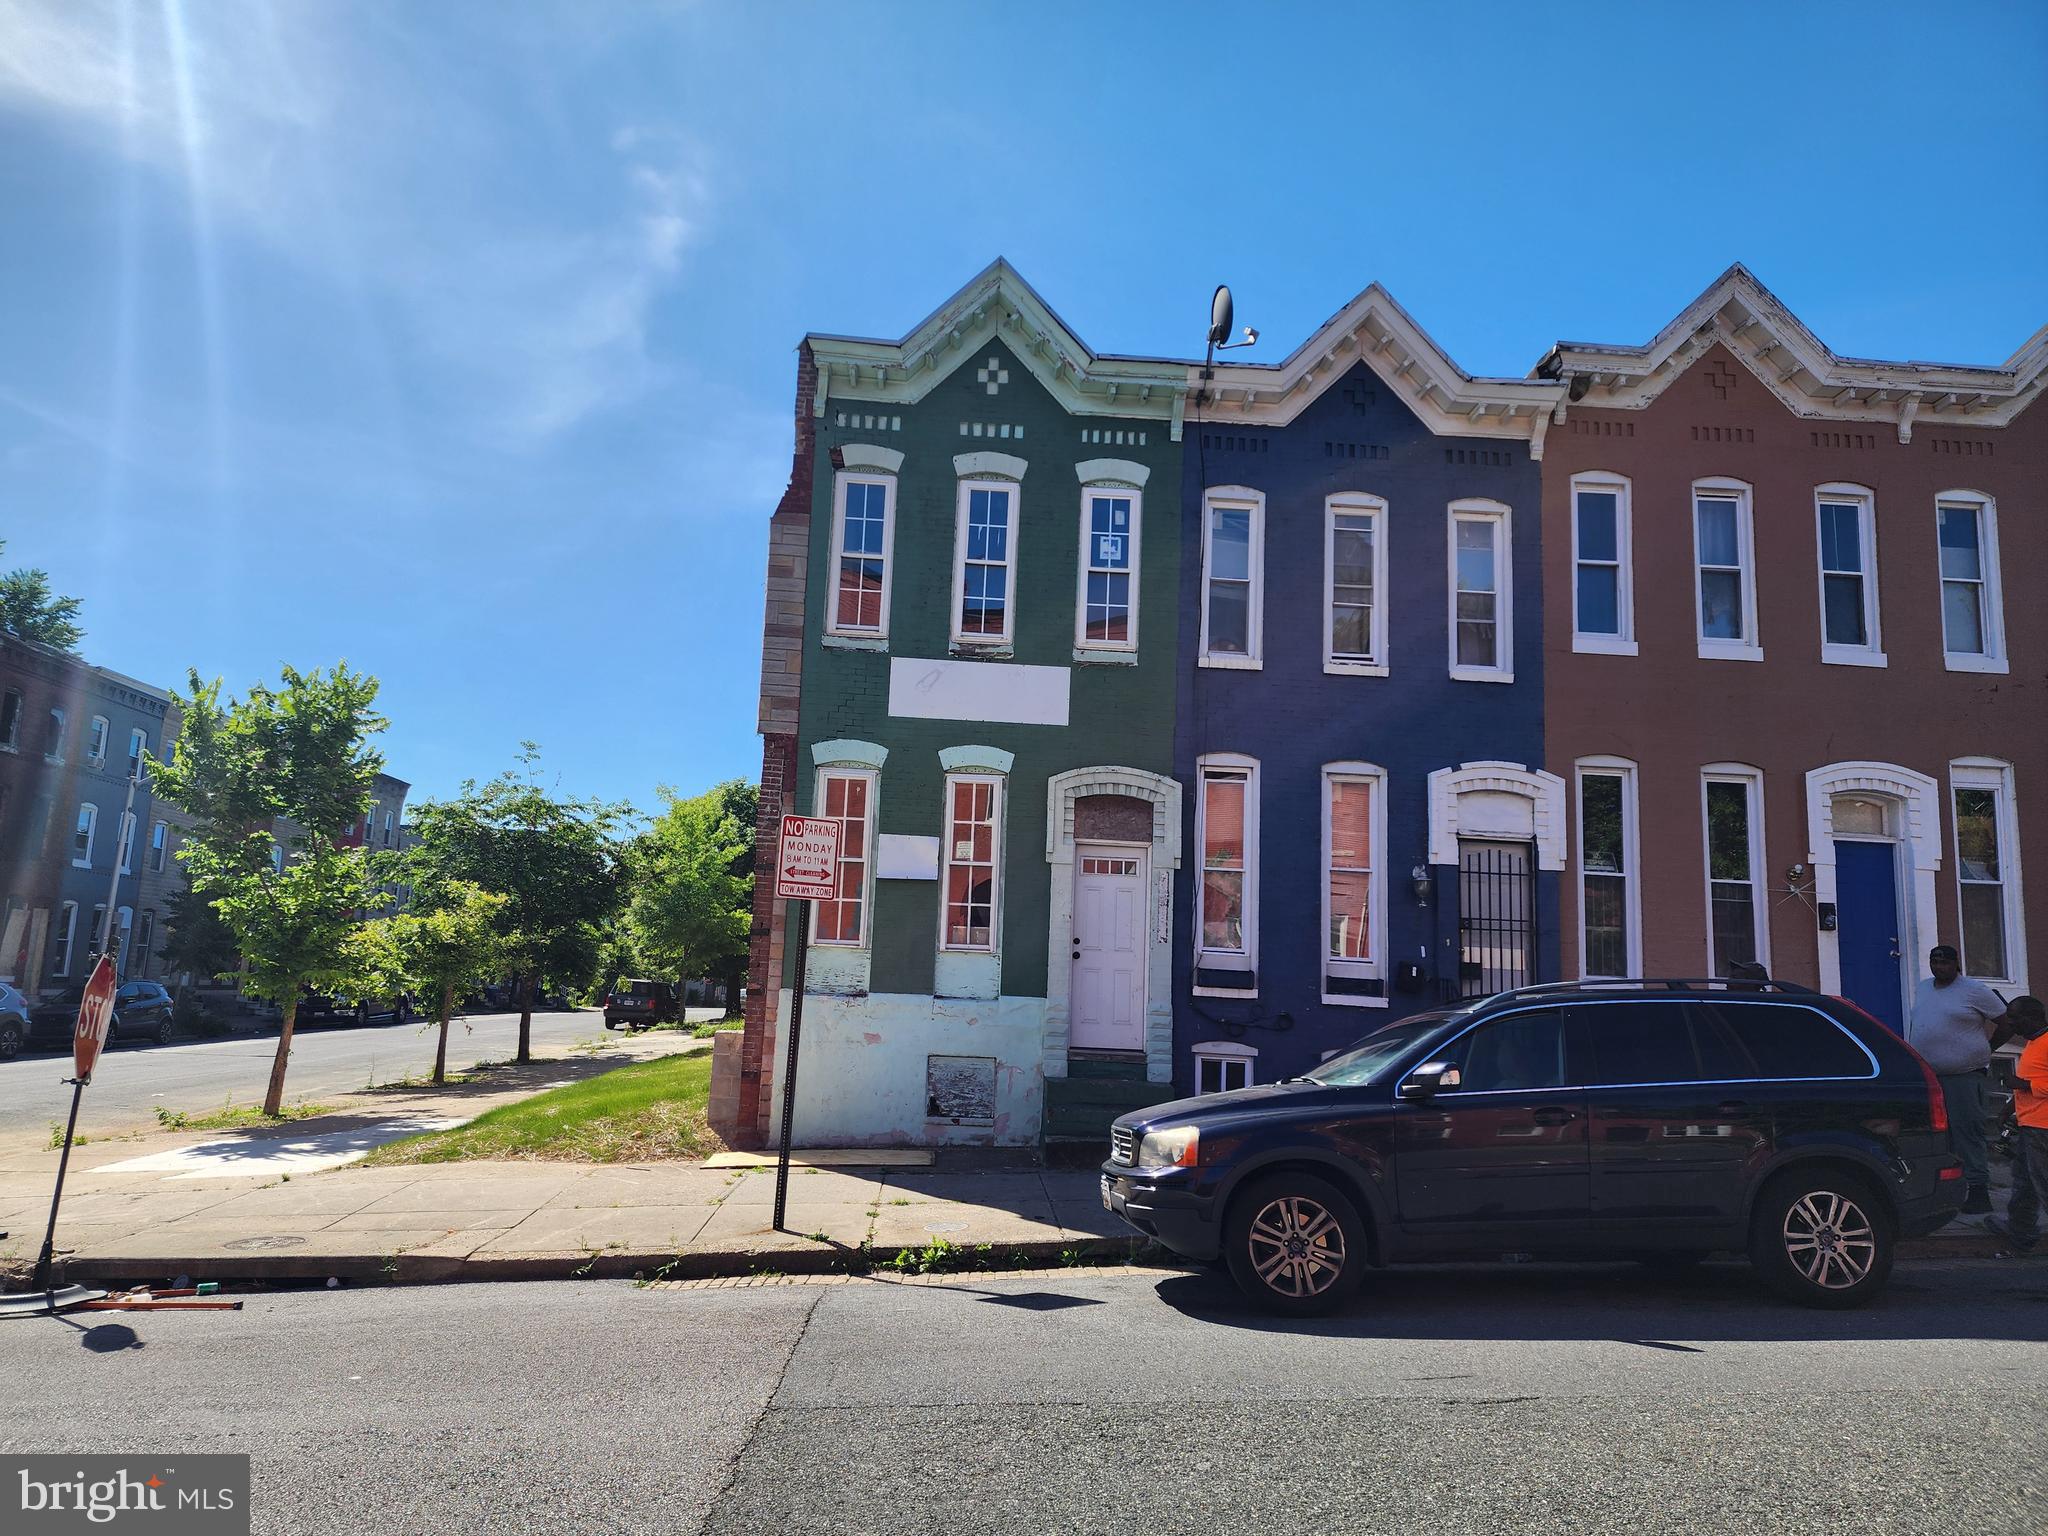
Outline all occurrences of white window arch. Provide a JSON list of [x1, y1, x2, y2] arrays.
[[1075, 465, 1144, 657], [86, 715, 110, 765], [827, 452, 900, 644]]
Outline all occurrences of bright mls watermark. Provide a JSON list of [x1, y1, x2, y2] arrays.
[[5, 1456, 249, 1535]]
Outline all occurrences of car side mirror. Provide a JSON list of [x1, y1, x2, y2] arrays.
[[1398, 1062, 1461, 1101]]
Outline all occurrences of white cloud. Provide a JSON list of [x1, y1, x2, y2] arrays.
[[0, 0, 711, 445]]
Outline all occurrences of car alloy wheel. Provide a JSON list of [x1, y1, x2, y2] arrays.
[[1246, 1194, 1349, 1299], [1780, 1189, 1877, 1291], [0, 1021, 19, 1061]]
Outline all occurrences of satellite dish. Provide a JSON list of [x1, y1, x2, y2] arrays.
[[1209, 286, 1234, 348]]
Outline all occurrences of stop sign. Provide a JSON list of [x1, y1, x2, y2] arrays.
[[73, 952, 117, 1082]]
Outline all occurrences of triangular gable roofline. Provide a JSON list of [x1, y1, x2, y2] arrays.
[[1192, 282, 1566, 454], [1534, 262, 2048, 439], [806, 258, 1191, 437]]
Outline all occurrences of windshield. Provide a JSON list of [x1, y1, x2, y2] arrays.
[[1308, 1009, 1473, 1087]]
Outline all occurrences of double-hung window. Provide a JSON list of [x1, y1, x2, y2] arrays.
[[136, 910, 155, 979], [1322, 763, 1386, 1003], [815, 769, 875, 946], [45, 707, 66, 763], [1936, 493, 2006, 672], [1194, 755, 1258, 987], [1693, 479, 1760, 659], [1815, 485, 1883, 665], [87, 715, 109, 765], [1324, 494, 1387, 674], [952, 481, 1017, 646], [1950, 760, 2025, 986], [0, 689, 21, 750], [116, 811, 135, 875], [1199, 489, 1264, 667], [127, 727, 147, 778], [1076, 488, 1140, 652], [828, 473, 896, 640], [1571, 474, 1634, 654], [1577, 759, 1641, 978], [150, 820, 168, 872], [1449, 499, 1512, 681], [941, 775, 1002, 951], [1701, 767, 1768, 976], [73, 803, 97, 868]]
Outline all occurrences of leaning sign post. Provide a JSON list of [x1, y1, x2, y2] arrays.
[[29, 951, 117, 1292], [771, 814, 839, 1232]]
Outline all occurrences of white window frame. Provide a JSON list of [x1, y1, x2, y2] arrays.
[[1447, 498, 1514, 683], [52, 902, 77, 978], [826, 470, 898, 642], [1321, 761, 1389, 1007], [1813, 483, 1885, 668], [1949, 758, 2027, 990], [1700, 764, 1770, 975], [1198, 487, 1265, 669], [1323, 493, 1389, 676], [136, 909, 155, 979], [72, 802, 97, 869], [951, 477, 1020, 648], [1575, 756, 1642, 979], [86, 715, 110, 765], [1570, 472, 1635, 655], [150, 820, 168, 872], [126, 726, 148, 777], [115, 906, 132, 975], [270, 842, 285, 874], [116, 810, 135, 875], [1074, 483, 1142, 655], [813, 767, 878, 949], [1935, 490, 2007, 674], [1692, 477, 1762, 661], [1192, 1039, 1257, 1095], [1193, 753, 1259, 988], [938, 772, 1004, 954]]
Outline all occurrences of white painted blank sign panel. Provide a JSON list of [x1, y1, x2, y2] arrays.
[[889, 658, 1071, 726]]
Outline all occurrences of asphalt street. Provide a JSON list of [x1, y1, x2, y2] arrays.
[[0, 1007, 716, 1137], [3, 1261, 2042, 1535]]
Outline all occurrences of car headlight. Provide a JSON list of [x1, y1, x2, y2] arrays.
[[1136, 1125, 1199, 1170]]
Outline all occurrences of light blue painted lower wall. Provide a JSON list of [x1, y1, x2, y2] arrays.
[[768, 990, 1046, 1146]]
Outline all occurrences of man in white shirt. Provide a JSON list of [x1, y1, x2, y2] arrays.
[[1907, 943, 2011, 1213]]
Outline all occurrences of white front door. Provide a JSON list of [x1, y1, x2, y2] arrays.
[[1070, 847, 1146, 1051]]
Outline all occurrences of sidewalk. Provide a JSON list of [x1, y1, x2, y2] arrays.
[[0, 1128, 2016, 1287]]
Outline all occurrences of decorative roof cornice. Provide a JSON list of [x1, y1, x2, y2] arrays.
[[1533, 263, 2048, 440], [1191, 283, 1567, 455], [806, 259, 1190, 438]]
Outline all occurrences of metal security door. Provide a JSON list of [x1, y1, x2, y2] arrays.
[[1457, 840, 1535, 998], [1070, 848, 1146, 1050]]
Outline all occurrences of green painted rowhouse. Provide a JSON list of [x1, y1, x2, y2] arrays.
[[716, 262, 1189, 1148]]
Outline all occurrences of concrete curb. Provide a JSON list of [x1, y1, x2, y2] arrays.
[[13, 1231, 2008, 1291]]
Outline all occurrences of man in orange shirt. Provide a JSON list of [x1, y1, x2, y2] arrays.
[[1995, 996, 2048, 1258]]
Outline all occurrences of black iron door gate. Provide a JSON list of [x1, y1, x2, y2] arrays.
[[1456, 840, 1535, 998]]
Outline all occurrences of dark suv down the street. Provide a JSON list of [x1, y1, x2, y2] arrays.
[[1103, 980, 1964, 1315]]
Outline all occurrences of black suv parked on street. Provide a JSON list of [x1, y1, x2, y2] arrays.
[[1103, 980, 1962, 1315], [603, 980, 681, 1030]]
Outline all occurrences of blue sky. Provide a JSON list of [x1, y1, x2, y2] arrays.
[[3, 1, 2043, 814]]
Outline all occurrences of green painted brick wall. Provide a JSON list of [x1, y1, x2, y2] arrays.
[[790, 336, 1182, 999]]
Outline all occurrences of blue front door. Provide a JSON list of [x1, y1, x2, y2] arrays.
[[1834, 840, 1903, 1031]]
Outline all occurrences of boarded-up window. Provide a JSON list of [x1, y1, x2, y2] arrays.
[[926, 1054, 996, 1124], [1074, 793, 1153, 846]]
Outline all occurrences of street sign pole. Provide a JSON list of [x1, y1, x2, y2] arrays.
[[768, 813, 839, 1234], [28, 951, 116, 1293], [771, 898, 810, 1233]]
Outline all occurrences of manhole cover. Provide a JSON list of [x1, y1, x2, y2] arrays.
[[222, 1235, 308, 1252]]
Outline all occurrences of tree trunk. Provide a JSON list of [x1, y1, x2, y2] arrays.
[[720, 956, 744, 1019], [263, 997, 297, 1117], [517, 972, 535, 1064], [432, 982, 453, 1084]]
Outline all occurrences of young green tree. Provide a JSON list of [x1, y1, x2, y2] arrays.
[[363, 880, 508, 1084], [385, 745, 629, 1062], [0, 540, 85, 651], [150, 664, 386, 1116], [626, 780, 755, 1008]]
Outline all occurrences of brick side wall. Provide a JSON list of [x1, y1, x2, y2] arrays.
[[1543, 346, 2045, 997]]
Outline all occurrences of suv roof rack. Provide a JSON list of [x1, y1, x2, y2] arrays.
[[1481, 976, 1820, 1005]]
